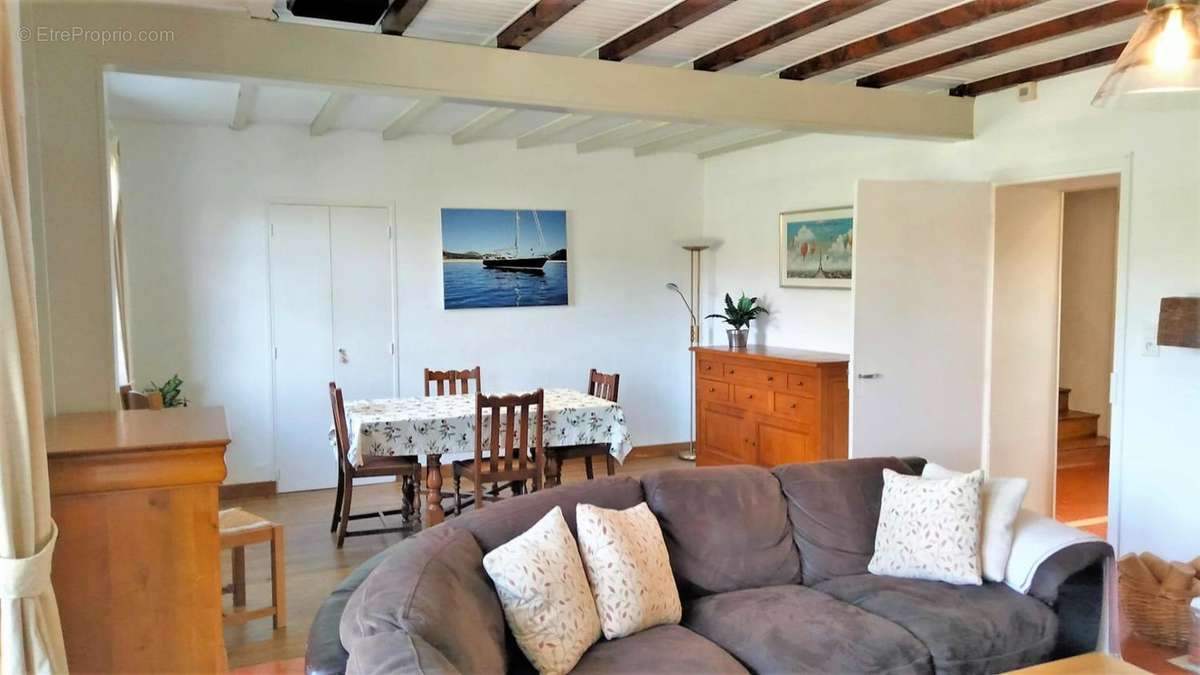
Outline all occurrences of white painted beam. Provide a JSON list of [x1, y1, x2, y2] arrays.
[[230, 82, 257, 131], [516, 113, 593, 149], [577, 121, 671, 154], [310, 92, 352, 136], [634, 127, 726, 157], [451, 108, 518, 145], [382, 98, 441, 140], [696, 130, 803, 159]]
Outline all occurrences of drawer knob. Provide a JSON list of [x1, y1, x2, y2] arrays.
[[790, 403, 797, 409], [746, 394, 754, 399], [767, 376, 774, 382]]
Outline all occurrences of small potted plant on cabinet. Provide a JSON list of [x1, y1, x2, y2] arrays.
[[706, 293, 768, 349]]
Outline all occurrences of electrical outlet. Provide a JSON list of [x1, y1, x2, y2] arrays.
[[1017, 81, 1038, 102], [1143, 337, 1160, 357]]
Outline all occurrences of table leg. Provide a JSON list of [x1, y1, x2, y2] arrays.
[[425, 454, 444, 527]]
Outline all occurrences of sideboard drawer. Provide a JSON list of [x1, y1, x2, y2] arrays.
[[786, 372, 818, 398], [697, 379, 729, 403], [723, 363, 785, 389], [698, 359, 721, 379], [732, 385, 771, 414], [775, 392, 817, 422]]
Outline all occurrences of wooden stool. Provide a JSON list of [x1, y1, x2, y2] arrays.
[[220, 508, 286, 629]]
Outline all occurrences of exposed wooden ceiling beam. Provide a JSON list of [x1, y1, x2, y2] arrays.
[[452, 108, 518, 145], [497, 0, 586, 50], [696, 130, 802, 159], [694, 0, 888, 72], [633, 126, 725, 156], [949, 42, 1126, 97], [380, 0, 430, 36], [516, 113, 593, 148], [858, 1, 1141, 89], [310, 92, 351, 136], [229, 82, 257, 131], [600, 0, 736, 62], [780, 0, 1048, 81], [577, 120, 671, 153], [381, 98, 440, 140]]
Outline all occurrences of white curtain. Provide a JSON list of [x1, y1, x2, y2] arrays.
[[0, 1, 68, 673]]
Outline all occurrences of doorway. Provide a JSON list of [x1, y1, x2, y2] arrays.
[[990, 174, 1121, 538]]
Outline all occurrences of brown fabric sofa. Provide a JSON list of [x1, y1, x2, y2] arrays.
[[307, 458, 1112, 675]]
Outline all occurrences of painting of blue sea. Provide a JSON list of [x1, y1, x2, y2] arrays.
[[442, 208, 568, 309], [779, 207, 853, 289]]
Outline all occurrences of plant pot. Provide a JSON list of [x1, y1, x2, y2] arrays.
[[726, 328, 748, 349]]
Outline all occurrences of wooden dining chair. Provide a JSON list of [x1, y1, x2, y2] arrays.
[[545, 369, 620, 487], [424, 366, 481, 396], [329, 382, 422, 548], [453, 389, 545, 515]]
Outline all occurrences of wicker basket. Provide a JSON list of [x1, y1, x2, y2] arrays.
[[1119, 573, 1198, 649]]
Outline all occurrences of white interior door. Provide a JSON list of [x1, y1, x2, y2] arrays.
[[330, 206, 395, 402], [269, 204, 334, 492], [851, 180, 994, 471]]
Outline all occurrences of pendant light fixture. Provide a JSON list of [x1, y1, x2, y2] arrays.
[[1093, 0, 1200, 108]]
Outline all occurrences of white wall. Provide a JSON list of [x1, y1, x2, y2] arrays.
[[116, 120, 701, 484], [702, 67, 1200, 561], [1061, 188, 1119, 435]]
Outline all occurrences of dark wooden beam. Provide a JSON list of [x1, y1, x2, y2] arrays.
[[693, 0, 888, 72], [496, 0, 587, 50], [600, 0, 736, 61], [780, 0, 1048, 81], [949, 42, 1125, 97], [380, 0, 430, 35], [858, 1, 1142, 88]]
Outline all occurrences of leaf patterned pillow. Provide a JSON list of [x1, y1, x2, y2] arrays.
[[869, 468, 984, 586], [482, 506, 601, 675], [576, 502, 682, 639]]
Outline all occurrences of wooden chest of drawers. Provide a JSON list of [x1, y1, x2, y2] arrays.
[[692, 345, 849, 468]]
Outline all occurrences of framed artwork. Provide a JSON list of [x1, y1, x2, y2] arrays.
[[779, 206, 853, 289], [441, 208, 568, 309]]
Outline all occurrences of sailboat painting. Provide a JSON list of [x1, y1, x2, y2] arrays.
[[779, 207, 853, 289], [441, 208, 569, 309]]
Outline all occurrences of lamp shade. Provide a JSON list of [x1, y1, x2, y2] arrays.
[[1093, 0, 1200, 108]]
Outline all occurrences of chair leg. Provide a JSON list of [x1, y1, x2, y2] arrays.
[[606, 454, 616, 476], [336, 477, 354, 549], [554, 456, 564, 487], [270, 525, 287, 629], [231, 546, 246, 607], [402, 473, 418, 524], [474, 479, 484, 513], [584, 456, 595, 480], [454, 472, 462, 516], [330, 467, 345, 533]]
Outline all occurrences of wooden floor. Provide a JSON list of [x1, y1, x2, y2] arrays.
[[221, 453, 691, 669], [1056, 462, 1109, 538]]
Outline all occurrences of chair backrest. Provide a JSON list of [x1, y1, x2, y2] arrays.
[[474, 389, 544, 492], [424, 366, 481, 396], [587, 369, 620, 403], [328, 382, 352, 471]]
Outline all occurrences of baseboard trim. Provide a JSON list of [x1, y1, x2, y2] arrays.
[[219, 480, 277, 500], [630, 442, 691, 459]]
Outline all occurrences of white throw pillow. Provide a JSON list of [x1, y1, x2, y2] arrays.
[[869, 468, 984, 585], [922, 462, 1028, 582], [482, 506, 601, 675], [576, 502, 682, 639]]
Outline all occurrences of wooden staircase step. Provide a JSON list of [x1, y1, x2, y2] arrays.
[[1057, 434, 1109, 469], [1058, 409, 1099, 439]]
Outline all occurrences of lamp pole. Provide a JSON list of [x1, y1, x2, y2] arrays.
[[680, 243, 710, 461]]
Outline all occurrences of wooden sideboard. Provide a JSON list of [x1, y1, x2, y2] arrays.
[[45, 407, 230, 673], [693, 345, 849, 468]]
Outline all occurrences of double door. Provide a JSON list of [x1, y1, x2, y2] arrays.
[[269, 203, 395, 492]]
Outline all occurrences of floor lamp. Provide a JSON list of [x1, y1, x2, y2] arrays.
[[667, 239, 717, 462]]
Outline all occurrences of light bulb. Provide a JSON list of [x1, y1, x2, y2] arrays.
[[1154, 7, 1190, 72]]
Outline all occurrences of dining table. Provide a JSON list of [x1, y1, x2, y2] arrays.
[[342, 387, 633, 525]]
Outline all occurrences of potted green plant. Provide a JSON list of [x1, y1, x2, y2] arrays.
[[706, 293, 768, 349], [144, 374, 189, 408]]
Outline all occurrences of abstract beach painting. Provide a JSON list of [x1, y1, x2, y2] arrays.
[[441, 208, 568, 309], [779, 207, 853, 289]]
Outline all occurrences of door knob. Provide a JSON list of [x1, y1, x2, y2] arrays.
[[857, 373, 882, 380], [338, 348, 348, 364]]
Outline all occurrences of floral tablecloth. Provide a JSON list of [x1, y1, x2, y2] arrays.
[[342, 388, 632, 467]]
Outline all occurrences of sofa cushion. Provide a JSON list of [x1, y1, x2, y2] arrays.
[[340, 527, 505, 675], [642, 466, 801, 596], [773, 457, 916, 585], [446, 475, 643, 554], [683, 585, 932, 675], [815, 574, 1058, 675], [571, 625, 749, 675]]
